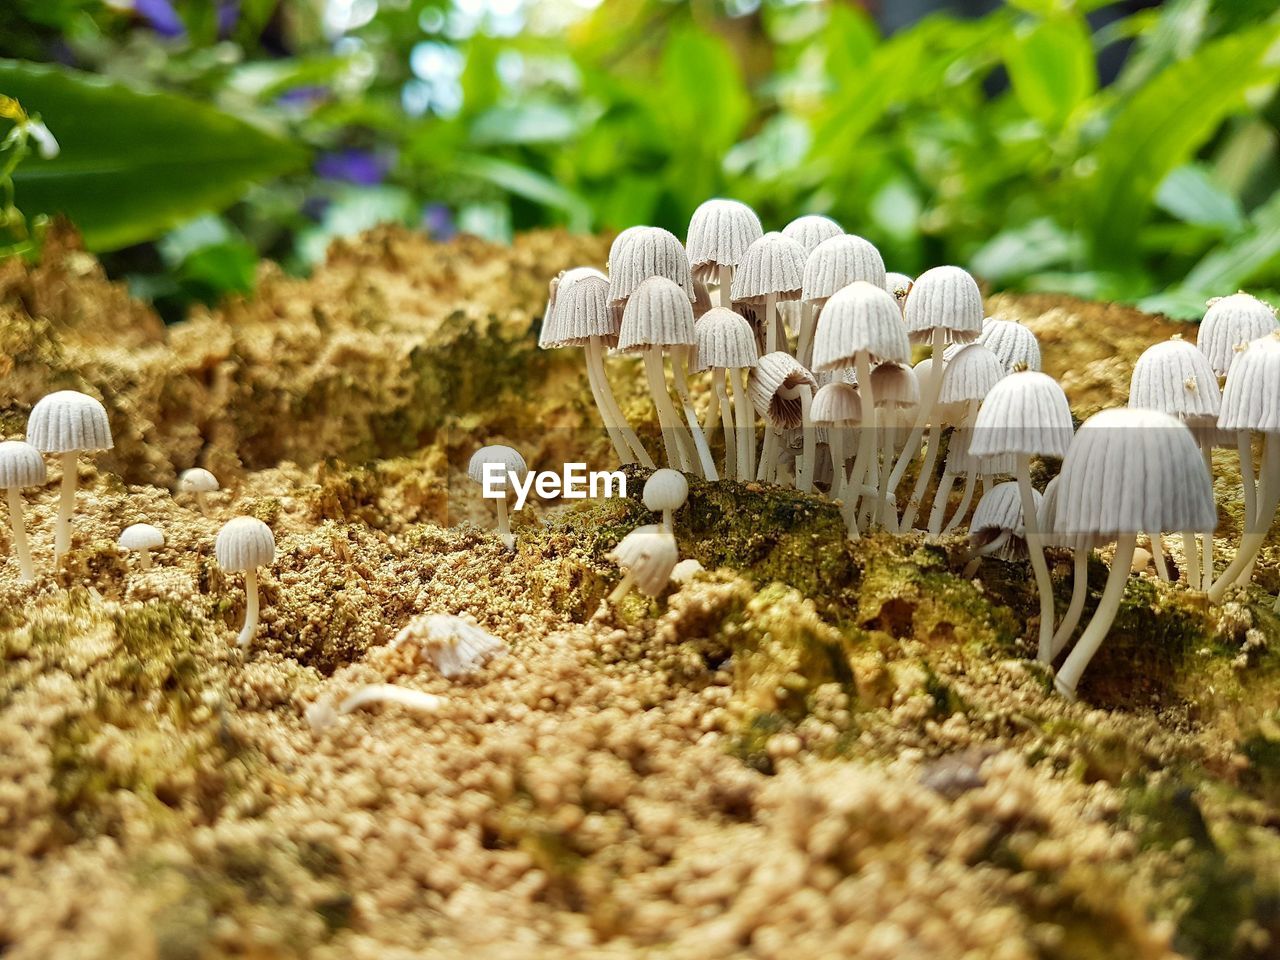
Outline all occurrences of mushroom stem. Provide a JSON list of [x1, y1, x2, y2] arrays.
[[1149, 534, 1171, 582], [730, 366, 754, 480], [7, 487, 35, 582], [54, 451, 77, 562], [237, 567, 259, 648], [758, 428, 780, 484], [926, 471, 955, 540], [1016, 457, 1056, 664], [714, 372, 735, 479], [1054, 534, 1138, 699], [671, 347, 718, 480], [829, 426, 847, 504], [138, 550, 152, 571], [644, 349, 691, 471], [887, 327, 946, 520], [797, 302, 817, 368], [796, 386, 815, 493], [662, 508, 674, 533], [1237, 431, 1258, 584], [609, 571, 636, 605], [584, 339, 635, 465], [1051, 549, 1090, 658], [962, 530, 1011, 577], [1182, 531, 1200, 592], [764, 291, 779, 354], [1208, 434, 1280, 601], [588, 337, 654, 468], [942, 468, 980, 536], [195, 491, 211, 518], [847, 352, 877, 530], [495, 497, 515, 551], [718, 265, 732, 309]]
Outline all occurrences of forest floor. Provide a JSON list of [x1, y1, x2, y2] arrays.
[[0, 227, 1277, 960]]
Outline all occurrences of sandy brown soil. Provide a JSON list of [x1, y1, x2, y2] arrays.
[[0, 228, 1277, 960]]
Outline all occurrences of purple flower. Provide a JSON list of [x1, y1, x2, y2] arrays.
[[422, 203, 455, 240], [217, 0, 240, 37], [277, 85, 330, 108], [135, 0, 186, 38], [315, 149, 389, 187]]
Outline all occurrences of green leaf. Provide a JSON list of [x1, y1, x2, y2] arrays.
[[1079, 23, 1280, 268], [654, 27, 749, 152], [1003, 14, 1096, 127], [0, 58, 308, 250], [457, 154, 592, 232], [1154, 163, 1245, 231], [1181, 191, 1280, 293]]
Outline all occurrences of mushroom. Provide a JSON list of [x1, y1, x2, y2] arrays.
[[1053, 409, 1216, 699], [25, 390, 113, 562], [391, 613, 506, 679], [811, 280, 910, 533], [962, 480, 1041, 578], [798, 234, 888, 367], [177, 467, 220, 518], [215, 516, 276, 649], [0, 440, 46, 581], [731, 233, 807, 355], [1208, 333, 1280, 601], [118, 523, 164, 570], [979, 318, 1042, 373], [607, 524, 679, 605], [686, 199, 764, 308], [1127, 338, 1221, 589], [306, 684, 444, 734], [809, 382, 861, 514], [695, 307, 759, 479], [540, 271, 654, 468], [467, 445, 527, 550], [969, 371, 1074, 663], [868, 362, 920, 527], [781, 214, 843, 255], [670, 557, 706, 584], [887, 266, 985, 525], [1037, 476, 1097, 656], [750, 352, 818, 488], [643, 468, 689, 533]]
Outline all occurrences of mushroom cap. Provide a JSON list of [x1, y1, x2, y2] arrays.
[[885, 272, 913, 304], [617, 276, 697, 353], [607, 226, 649, 273], [750, 352, 818, 429], [979, 318, 1041, 373], [869, 362, 920, 410], [118, 523, 164, 552], [26, 390, 113, 454], [1218, 332, 1280, 433], [781, 214, 842, 255], [608, 525, 679, 597], [541, 274, 616, 348], [938, 344, 1006, 405], [903, 265, 984, 345], [694, 308, 758, 371], [802, 235, 888, 305], [970, 480, 1036, 538], [1038, 475, 1102, 550], [686, 199, 764, 280], [1128, 338, 1221, 425], [0, 440, 47, 488], [670, 558, 706, 584], [1198, 293, 1278, 377], [969, 371, 1074, 459], [731, 233, 807, 303], [467, 445, 528, 487], [809, 382, 861, 425], [215, 516, 276, 571], [948, 427, 1018, 476], [643, 469, 689, 513], [177, 467, 219, 494], [607, 227, 694, 308], [812, 281, 910, 372], [1056, 408, 1216, 537], [540, 268, 611, 348]]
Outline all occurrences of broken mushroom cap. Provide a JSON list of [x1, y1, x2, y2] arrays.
[[970, 480, 1039, 560], [979, 318, 1041, 373], [215, 516, 276, 571], [968, 370, 1074, 459], [26, 390, 113, 453], [608, 524, 679, 597], [903, 265, 985, 345], [643, 469, 689, 513], [617, 276, 697, 353], [1197, 293, 1278, 377], [730, 233, 807, 305], [607, 226, 695, 310], [869, 362, 920, 410], [750, 352, 818, 429], [118, 523, 164, 555], [686, 199, 764, 281], [809, 382, 861, 425], [0, 440, 47, 489], [693, 307, 758, 371], [540, 274, 616, 348], [781, 214, 843, 255], [392, 613, 507, 679], [178, 467, 219, 495], [1056, 408, 1216, 538], [467, 445, 528, 490], [938, 344, 1006, 405], [811, 280, 910, 372], [1128, 338, 1221, 427], [802, 235, 888, 306]]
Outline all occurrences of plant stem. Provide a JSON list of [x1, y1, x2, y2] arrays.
[[797, 301, 817, 367], [583, 339, 633, 465], [589, 337, 654, 468], [54, 451, 76, 563], [887, 327, 946, 518], [237, 568, 259, 648], [730, 366, 754, 480], [1054, 534, 1138, 699], [644, 349, 690, 471], [1051, 548, 1090, 659], [1149, 533, 1170, 582], [7, 487, 34, 581], [765, 291, 778, 354], [847, 352, 877, 530], [1017, 457, 1055, 663], [796, 386, 815, 492], [719, 265, 732, 309], [609, 571, 635, 605], [1209, 434, 1280, 601], [671, 346, 718, 479]]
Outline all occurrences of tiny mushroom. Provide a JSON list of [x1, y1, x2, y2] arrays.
[[215, 516, 276, 649], [0, 440, 46, 581], [750, 352, 818, 488], [1196, 293, 1277, 378], [686, 199, 764, 307], [468, 445, 527, 551], [607, 524, 679, 605], [781, 214, 843, 255], [798, 234, 888, 367], [694, 307, 759, 478], [731, 232, 807, 355], [26, 390, 113, 562], [178, 467, 220, 517], [979, 318, 1042, 373], [963, 480, 1041, 578], [643, 468, 689, 533], [307, 684, 444, 734], [392, 613, 507, 679], [809, 381, 861, 512], [118, 523, 164, 570]]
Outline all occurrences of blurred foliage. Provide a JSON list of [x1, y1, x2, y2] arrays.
[[0, 0, 1278, 320]]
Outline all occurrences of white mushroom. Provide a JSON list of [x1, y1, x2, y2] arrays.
[[118, 523, 164, 570], [0, 440, 46, 581], [391, 613, 506, 679], [798, 234, 888, 367], [1053, 409, 1216, 699], [884, 272, 913, 313], [750, 352, 818, 488], [643, 468, 689, 533], [969, 371, 1074, 663], [731, 233, 807, 355], [670, 557, 706, 584], [468, 445, 527, 550], [607, 524, 679, 604], [215, 516, 276, 649], [25, 390, 113, 563], [1196, 293, 1277, 378], [686, 199, 764, 306], [306, 684, 444, 734], [694, 307, 759, 479], [979, 318, 1042, 373], [810, 382, 861, 511], [781, 214, 843, 255], [962, 480, 1041, 578], [177, 467, 220, 518]]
